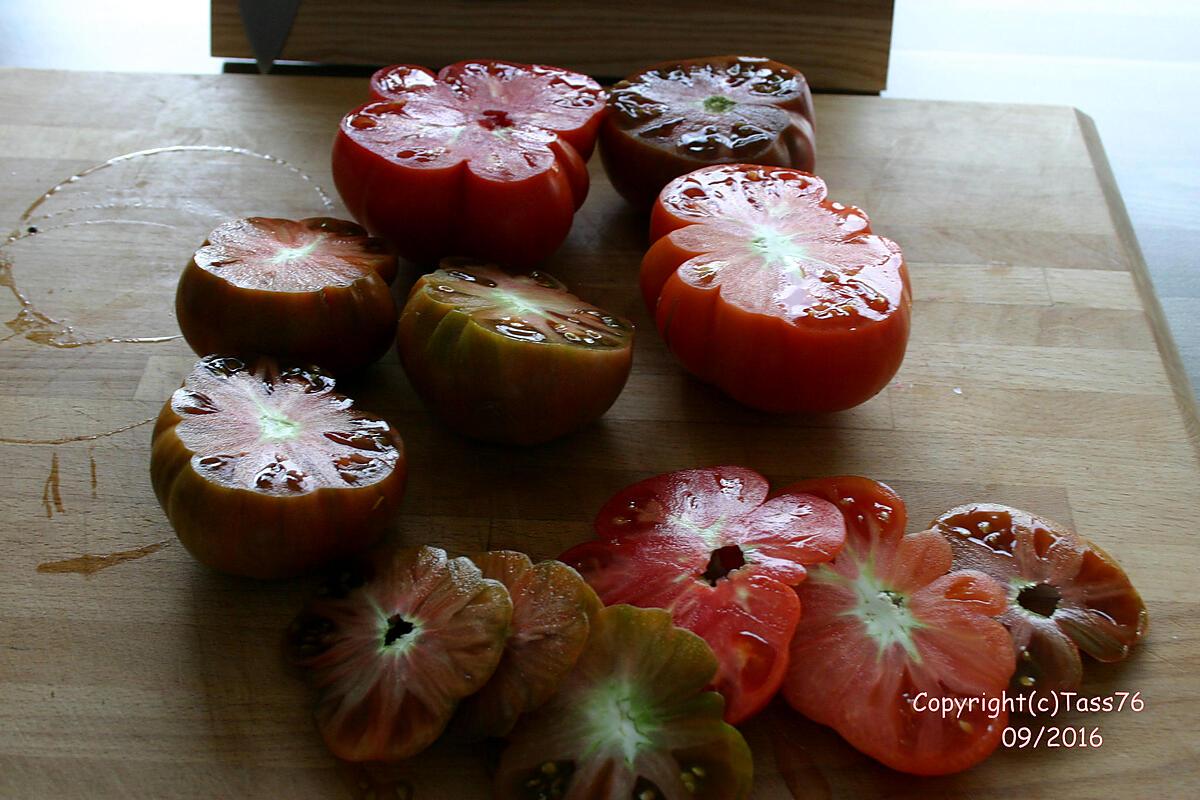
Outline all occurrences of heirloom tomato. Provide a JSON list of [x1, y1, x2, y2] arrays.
[[287, 545, 512, 761], [643, 165, 910, 413], [600, 55, 815, 207], [455, 551, 602, 739], [149, 356, 406, 579], [560, 466, 845, 723], [396, 259, 634, 445], [333, 61, 604, 266], [176, 217, 398, 374], [932, 504, 1148, 692], [781, 477, 1014, 775], [496, 605, 752, 800]]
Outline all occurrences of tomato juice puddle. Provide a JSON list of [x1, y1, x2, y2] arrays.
[[36, 540, 170, 576], [0, 145, 336, 444]]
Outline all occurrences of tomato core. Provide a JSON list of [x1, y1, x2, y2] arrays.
[[383, 614, 416, 646], [259, 407, 300, 441], [703, 95, 737, 113], [1016, 582, 1062, 618], [701, 544, 746, 586], [585, 680, 657, 764], [478, 109, 515, 130], [845, 567, 922, 659]]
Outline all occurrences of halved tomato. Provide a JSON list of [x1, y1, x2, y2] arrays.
[[643, 164, 911, 413], [780, 477, 1015, 775], [176, 217, 398, 374], [286, 545, 512, 761], [150, 356, 407, 578], [560, 466, 845, 723], [495, 604, 753, 800], [333, 61, 605, 266], [600, 55, 816, 207], [396, 258, 634, 445], [931, 504, 1148, 692]]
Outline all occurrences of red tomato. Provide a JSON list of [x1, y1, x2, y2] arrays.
[[643, 165, 911, 413], [333, 61, 604, 267], [560, 466, 845, 723], [780, 477, 1015, 775]]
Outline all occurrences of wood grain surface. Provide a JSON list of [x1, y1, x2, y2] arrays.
[[209, 0, 894, 92], [0, 68, 1197, 798]]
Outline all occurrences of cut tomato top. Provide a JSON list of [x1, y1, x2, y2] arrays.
[[166, 356, 402, 495], [408, 260, 633, 351], [345, 61, 603, 188], [607, 55, 814, 164], [931, 504, 1148, 692], [562, 466, 846, 724], [644, 165, 907, 330], [780, 477, 1015, 776], [191, 217, 397, 290]]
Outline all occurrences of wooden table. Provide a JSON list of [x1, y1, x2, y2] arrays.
[[0, 68, 1196, 798]]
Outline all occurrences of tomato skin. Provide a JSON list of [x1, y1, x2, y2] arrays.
[[600, 55, 816, 207], [644, 165, 912, 414], [779, 477, 1015, 776], [396, 262, 634, 445], [149, 359, 407, 580], [333, 61, 603, 267], [176, 218, 398, 375]]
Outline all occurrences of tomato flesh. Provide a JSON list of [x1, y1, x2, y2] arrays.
[[561, 466, 845, 723], [149, 356, 406, 578], [495, 605, 753, 800], [335, 61, 604, 266], [780, 477, 1015, 775], [600, 55, 815, 207], [644, 165, 911, 413], [287, 545, 512, 761], [931, 504, 1148, 692], [396, 259, 634, 445]]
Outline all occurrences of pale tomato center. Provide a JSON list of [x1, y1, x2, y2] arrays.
[[584, 680, 658, 765], [258, 406, 301, 441], [269, 239, 321, 264], [828, 561, 924, 661], [703, 95, 737, 113]]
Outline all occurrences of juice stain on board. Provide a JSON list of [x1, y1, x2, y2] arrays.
[[37, 540, 170, 576], [41, 451, 64, 518]]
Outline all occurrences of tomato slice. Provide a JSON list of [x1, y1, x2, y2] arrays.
[[643, 164, 911, 413], [495, 605, 753, 800], [600, 55, 816, 207], [780, 477, 1015, 775], [334, 61, 604, 266], [560, 467, 845, 723], [931, 504, 1148, 692]]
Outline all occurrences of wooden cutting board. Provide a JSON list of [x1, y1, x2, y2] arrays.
[[0, 68, 1196, 799]]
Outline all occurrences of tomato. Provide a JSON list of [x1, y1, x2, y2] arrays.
[[780, 477, 1015, 775], [560, 466, 845, 723], [287, 545, 512, 761], [931, 504, 1148, 692], [150, 356, 407, 579], [333, 61, 605, 267], [396, 258, 634, 445], [454, 551, 602, 739], [175, 217, 398, 375], [496, 605, 753, 800], [643, 165, 911, 413], [599, 55, 815, 207]]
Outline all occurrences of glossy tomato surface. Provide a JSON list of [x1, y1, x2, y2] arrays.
[[176, 217, 397, 374], [781, 477, 1015, 775], [496, 605, 753, 800], [600, 55, 815, 207], [932, 504, 1148, 692], [150, 356, 406, 579], [561, 466, 845, 723], [287, 545, 511, 761], [644, 165, 911, 413], [396, 258, 634, 445], [333, 61, 604, 266]]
